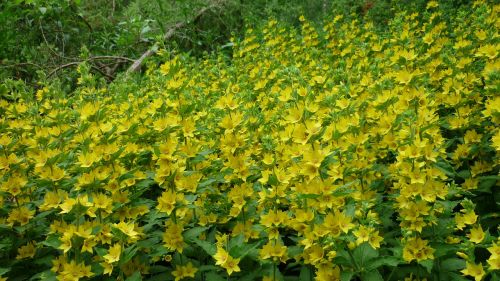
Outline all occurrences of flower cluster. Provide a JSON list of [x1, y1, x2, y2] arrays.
[[0, 1, 499, 280]]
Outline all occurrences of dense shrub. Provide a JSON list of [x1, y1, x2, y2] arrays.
[[0, 1, 499, 280]]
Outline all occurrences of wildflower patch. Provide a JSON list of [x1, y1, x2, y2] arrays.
[[0, 1, 499, 281]]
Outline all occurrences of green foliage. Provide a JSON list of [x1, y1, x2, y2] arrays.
[[0, 1, 499, 280], [1, 0, 481, 88]]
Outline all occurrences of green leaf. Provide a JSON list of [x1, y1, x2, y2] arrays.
[[480, 175, 500, 181], [0, 267, 9, 276], [29, 269, 57, 281], [41, 234, 60, 249], [435, 160, 455, 177], [334, 255, 352, 266], [419, 259, 434, 273], [353, 243, 379, 267], [34, 254, 55, 266], [478, 177, 496, 193], [228, 234, 245, 249], [361, 270, 383, 281], [231, 240, 264, 259], [193, 238, 216, 255], [183, 226, 208, 241], [149, 265, 169, 274], [366, 256, 399, 271], [198, 178, 216, 188], [444, 272, 470, 281], [287, 246, 303, 257], [332, 180, 358, 196], [340, 270, 355, 281], [95, 247, 107, 257], [121, 245, 139, 265], [239, 270, 262, 281], [299, 266, 313, 281], [440, 258, 465, 272], [204, 272, 226, 281], [433, 243, 459, 258], [125, 271, 142, 281], [335, 250, 353, 266], [137, 237, 161, 249], [198, 265, 219, 272]]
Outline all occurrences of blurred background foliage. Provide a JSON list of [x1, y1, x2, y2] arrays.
[[0, 0, 474, 90]]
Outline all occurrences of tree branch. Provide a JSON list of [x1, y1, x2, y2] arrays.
[[46, 56, 134, 78], [126, 0, 226, 74]]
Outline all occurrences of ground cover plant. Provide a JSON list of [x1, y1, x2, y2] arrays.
[[0, 1, 499, 280]]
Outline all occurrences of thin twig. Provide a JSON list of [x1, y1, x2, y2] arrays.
[[46, 55, 133, 79], [90, 65, 115, 81], [39, 19, 79, 61], [126, 0, 226, 74], [47, 62, 80, 78], [88, 56, 135, 62]]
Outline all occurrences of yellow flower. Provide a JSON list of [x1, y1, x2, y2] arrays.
[[79, 102, 99, 120], [172, 262, 198, 281], [455, 210, 478, 230], [213, 246, 241, 275], [113, 221, 139, 240], [59, 198, 77, 214], [426, 1, 438, 9], [260, 211, 288, 228], [214, 246, 229, 266], [394, 70, 414, 85], [475, 44, 498, 59], [259, 240, 288, 262], [303, 244, 324, 265], [403, 237, 435, 262], [222, 255, 240, 276], [59, 232, 73, 253], [7, 206, 35, 226], [16, 241, 36, 260], [81, 238, 97, 254], [77, 152, 98, 168], [163, 222, 184, 253], [315, 263, 340, 281], [488, 256, 500, 271], [323, 211, 354, 235], [353, 225, 371, 245], [461, 262, 485, 281], [103, 243, 122, 264], [468, 225, 485, 244], [157, 190, 178, 215], [487, 242, 500, 270], [101, 262, 114, 276], [368, 231, 384, 249], [445, 236, 461, 244], [59, 260, 94, 280]]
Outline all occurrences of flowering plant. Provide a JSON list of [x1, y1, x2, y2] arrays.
[[0, 1, 499, 280]]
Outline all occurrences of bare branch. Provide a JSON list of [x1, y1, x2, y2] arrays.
[[45, 55, 134, 79], [47, 62, 80, 78], [126, 0, 226, 74], [88, 56, 135, 63]]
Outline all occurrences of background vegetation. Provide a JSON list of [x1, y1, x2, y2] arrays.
[[0, 0, 474, 90]]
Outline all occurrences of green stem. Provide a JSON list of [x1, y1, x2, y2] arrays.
[[273, 262, 276, 281], [387, 266, 396, 281], [347, 247, 360, 272], [242, 205, 246, 224]]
